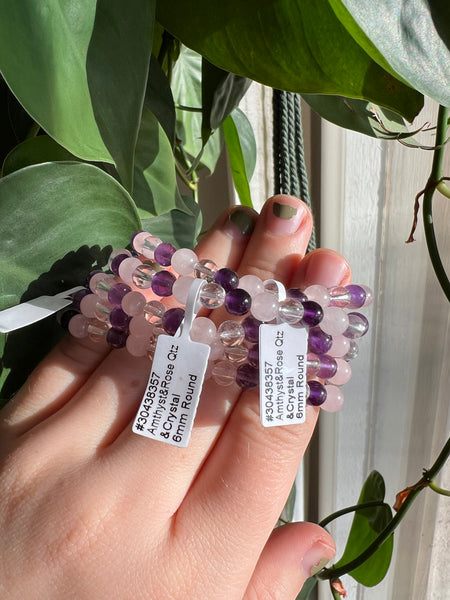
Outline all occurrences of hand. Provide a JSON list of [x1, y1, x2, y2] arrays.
[[0, 196, 350, 600]]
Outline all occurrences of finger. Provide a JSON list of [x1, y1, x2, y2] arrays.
[[107, 197, 313, 511], [179, 247, 349, 580], [245, 523, 335, 600]]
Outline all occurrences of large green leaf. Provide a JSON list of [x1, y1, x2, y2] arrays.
[[0, 162, 140, 311], [330, 0, 450, 108], [0, 0, 154, 189], [223, 108, 256, 207], [144, 55, 176, 147], [141, 195, 202, 249], [334, 471, 394, 587], [156, 0, 423, 121]]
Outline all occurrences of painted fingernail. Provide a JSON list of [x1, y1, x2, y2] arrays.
[[302, 541, 334, 578], [226, 208, 256, 237], [303, 251, 350, 288], [266, 200, 306, 235]]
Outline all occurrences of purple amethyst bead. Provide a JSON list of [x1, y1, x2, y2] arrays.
[[316, 354, 338, 379], [58, 308, 79, 330], [224, 288, 251, 316], [108, 282, 132, 306], [346, 285, 366, 309], [214, 268, 239, 292], [301, 300, 323, 327], [307, 380, 327, 406], [109, 307, 131, 331], [106, 328, 128, 349], [308, 327, 332, 354], [154, 242, 176, 267], [151, 270, 176, 297], [287, 288, 308, 303], [242, 315, 262, 343], [110, 253, 129, 276], [247, 344, 260, 366], [236, 363, 259, 390], [162, 307, 185, 335], [71, 288, 91, 311]]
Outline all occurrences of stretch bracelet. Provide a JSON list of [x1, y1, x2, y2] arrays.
[[65, 231, 373, 413]]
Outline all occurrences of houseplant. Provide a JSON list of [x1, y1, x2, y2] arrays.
[[0, 1, 449, 597]]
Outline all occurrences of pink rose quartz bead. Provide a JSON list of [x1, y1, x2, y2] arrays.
[[118, 257, 142, 286], [171, 248, 198, 275], [173, 276, 194, 304], [239, 274, 264, 298], [190, 317, 217, 345], [121, 291, 146, 316], [126, 334, 153, 357], [132, 232, 162, 259], [129, 315, 154, 337], [251, 292, 279, 322], [80, 293, 102, 318], [320, 306, 349, 336], [304, 284, 330, 307], [327, 358, 352, 385], [328, 335, 350, 358], [89, 272, 115, 299], [68, 314, 89, 338], [209, 339, 225, 360], [322, 385, 345, 412]]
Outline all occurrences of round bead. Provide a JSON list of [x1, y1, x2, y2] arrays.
[[301, 300, 323, 327], [278, 298, 304, 324], [239, 274, 264, 297], [287, 288, 308, 303], [212, 360, 237, 386], [194, 258, 217, 280], [121, 291, 146, 316], [361, 285, 374, 306], [162, 307, 184, 335], [322, 385, 344, 412], [199, 282, 226, 309], [87, 318, 109, 342], [224, 345, 248, 363], [218, 320, 245, 346], [106, 328, 128, 349], [346, 285, 366, 309], [247, 343, 259, 366], [251, 292, 278, 321], [236, 363, 259, 390], [214, 268, 239, 292], [80, 293, 102, 318], [263, 280, 280, 295], [328, 335, 350, 357], [109, 307, 131, 331], [68, 314, 89, 338], [129, 315, 154, 337], [58, 308, 79, 330], [308, 327, 332, 354], [151, 270, 176, 297], [328, 286, 351, 308], [110, 253, 130, 276], [89, 272, 114, 298], [108, 247, 131, 269], [225, 288, 252, 316], [242, 315, 262, 343], [328, 359, 352, 385], [304, 284, 330, 307], [108, 282, 132, 306], [143, 300, 166, 324], [118, 257, 142, 286], [126, 334, 153, 357], [190, 317, 217, 345], [307, 380, 327, 406], [345, 340, 359, 360], [209, 339, 225, 360], [71, 288, 91, 311], [154, 242, 176, 266], [320, 306, 349, 336], [132, 231, 162, 258], [344, 312, 369, 338], [171, 248, 198, 275], [307, 353, 320, 377], [316, 354, 338, 379], [132, 262, 156, 289], [172, 276, 194, 304]]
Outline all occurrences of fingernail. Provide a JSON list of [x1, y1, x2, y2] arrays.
[[303, 251, 350, 288], [226, 208, 256, 237], [302, 541, 334, 578], [266, 200, 306, 235]]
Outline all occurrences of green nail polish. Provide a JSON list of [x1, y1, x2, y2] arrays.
[[273, 202, 297, 220], [229, 209, 255, 236]]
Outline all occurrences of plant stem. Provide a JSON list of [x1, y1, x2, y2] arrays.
[[318, 436, 450, 581], [429, 480, 450, 497], [422, 104, 450, 302], [319, 501, 387, 529]]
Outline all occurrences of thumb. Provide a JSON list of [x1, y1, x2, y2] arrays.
[[245, 522, 335, 599]]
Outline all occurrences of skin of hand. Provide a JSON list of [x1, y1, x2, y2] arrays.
[[0, 195, 351, 600]]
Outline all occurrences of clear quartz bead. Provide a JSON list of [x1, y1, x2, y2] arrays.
[[212, 360, 237, 386], [87, 318, 109, 342], [199, 282, 225, 309], [132, 262, 156, 289], [132, 231, 162, 259], [263, 280, 280, 295], [218, 320, 245, 346], [251, 292, 279, 322], [344, 340, 359, 360], [224, 345, 248, 363], [278, 298, 304, 324], [328, 286, 351, 308], [89, 273, 115, 299], [143, 300, 166, 324], [171, 248, 198, 275], [194, 258, 217, 280]]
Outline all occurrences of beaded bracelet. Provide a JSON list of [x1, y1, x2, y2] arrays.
[[65, 230, 373, 413]]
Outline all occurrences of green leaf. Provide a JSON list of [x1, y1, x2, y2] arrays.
[[296, 576, 318, 600], [2, 136, 79, 177], [201, 59, 251, 141], [171, 46, 224, 173], [133, 107, 183, 217], [329, 0, 450, 108], [156, 0, 423, 121], [223, 109, 256, 207], [334, 471, 394, 587], [141, 195, 202, 249], [0, 162, 140, 311], [0, 0, 154, 189], [145, 55, 176, 147]]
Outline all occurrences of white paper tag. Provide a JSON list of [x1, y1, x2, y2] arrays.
[[259, 322, 308, 427], [132, 278, 210, 447]]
